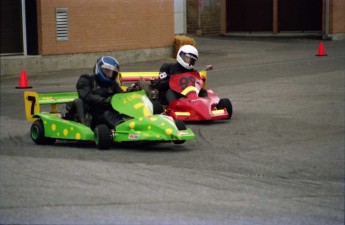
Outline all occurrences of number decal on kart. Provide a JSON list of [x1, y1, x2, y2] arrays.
[[24, 91, 40, 122], [134, 102, 151, 117], [27, 96, 36, 115], [120, 93, 153, 117], [179, 76, 196, 90]]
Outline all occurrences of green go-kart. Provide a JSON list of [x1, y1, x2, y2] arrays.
[[24, 90, 195, 150]]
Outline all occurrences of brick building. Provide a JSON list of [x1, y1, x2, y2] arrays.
[[1, 0, 174, 55], [1, 0, 175, 75], [1, 0, 344, 76]]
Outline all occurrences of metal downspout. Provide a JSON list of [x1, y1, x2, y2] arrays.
[[21, 0, 27, 55], [324, 0, 331, 40]]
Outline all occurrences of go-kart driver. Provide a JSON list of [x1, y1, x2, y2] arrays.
[[74, 56, 125, 129], [157, 45, 208, 105]]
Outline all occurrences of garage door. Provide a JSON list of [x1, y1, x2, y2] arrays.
[[278, 0, 322, 31], [227, 0, 273, 32], [0, 0, 23, 55]]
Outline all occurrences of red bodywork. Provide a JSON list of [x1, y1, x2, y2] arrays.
[[166, 72, 230, 121]]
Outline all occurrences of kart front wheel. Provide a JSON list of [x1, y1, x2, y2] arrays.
[[94, 124, 112, 150], [173, 120, 186, 145], [30, 119, 56, 145], [217, 98, 233, 119]]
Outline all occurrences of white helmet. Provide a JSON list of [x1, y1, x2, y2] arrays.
[[176, 45, 198, 69]]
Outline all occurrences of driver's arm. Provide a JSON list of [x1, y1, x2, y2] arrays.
[[157, 63, 171, 91], [77, 75, 109, 107], [112, 81, 124, 94]]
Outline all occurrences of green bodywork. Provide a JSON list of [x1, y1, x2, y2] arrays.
[[33, 90, 195, 143], [111, 90, 195, 142], [38, 92, 79, 104], [34, 113, 95, 141]]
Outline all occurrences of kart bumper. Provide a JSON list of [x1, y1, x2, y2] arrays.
[[169, 109, 229, 121], [114, 128, 195, 142]]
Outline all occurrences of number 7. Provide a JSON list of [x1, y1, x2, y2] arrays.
[[24, 91, 40, 122]]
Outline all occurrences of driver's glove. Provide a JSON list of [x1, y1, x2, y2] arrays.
[[103, 97, 112, 104], [127, 83, 138, 92]]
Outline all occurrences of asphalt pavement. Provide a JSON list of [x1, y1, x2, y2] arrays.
[[0, 35, 344, 225]]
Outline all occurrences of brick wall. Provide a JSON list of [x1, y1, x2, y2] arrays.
[[186, 0, 221, 35], [330, 0, 345, 33], [37, 0, 174, 55]]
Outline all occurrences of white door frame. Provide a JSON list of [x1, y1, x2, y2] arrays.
[[174, 0, 187, 34]]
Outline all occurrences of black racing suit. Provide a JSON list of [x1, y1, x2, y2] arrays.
[[76, 74, 124, 129], [157, 62, 207, 105]]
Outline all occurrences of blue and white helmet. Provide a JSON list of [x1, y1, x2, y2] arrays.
[[94, 56, 120, 85]]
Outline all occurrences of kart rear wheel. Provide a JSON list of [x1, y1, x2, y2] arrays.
[[173, 120, 186, 144], [94, 124, 112, 150], [217, 98, 233, 119], [30, 119, 56, 145]]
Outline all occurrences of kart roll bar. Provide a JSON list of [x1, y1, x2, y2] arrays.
[[120, 71, 207, 83]]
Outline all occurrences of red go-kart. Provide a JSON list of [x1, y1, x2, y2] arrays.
[[164, 70, 232, 121], [120, 66, 233, 122]]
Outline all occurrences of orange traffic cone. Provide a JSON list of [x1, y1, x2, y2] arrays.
[[316, 42, 327, 56], [15, 70, 32, 89]]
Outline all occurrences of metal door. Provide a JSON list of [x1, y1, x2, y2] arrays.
[[227, 0, 273, 32], [0, 0, 23, 55], [278, 0, 322, 31]]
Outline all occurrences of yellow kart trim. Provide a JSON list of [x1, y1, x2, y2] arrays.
[[212, 109, 225, 115], [181, 86, 199, 96], [120, 72, 159, 82], [175, 112, 191, 116]]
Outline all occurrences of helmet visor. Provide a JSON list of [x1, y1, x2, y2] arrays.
[[180, 52, 198, 66], [101, 63, 119, 80], [101, 62, 119, 72]]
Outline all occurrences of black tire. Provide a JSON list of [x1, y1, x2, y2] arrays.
[[30, 119, 56, 145], [217, 98, 233, 119], [94, 124, 112, 150], [173, 120, 186, 144], [198, 88, 208, 97], [153, 100, 164, 114]]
